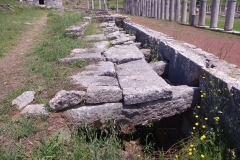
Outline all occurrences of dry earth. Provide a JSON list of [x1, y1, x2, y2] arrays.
[[127, 15, 240, 67]]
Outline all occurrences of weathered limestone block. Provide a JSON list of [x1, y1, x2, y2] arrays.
[[50, 90, 86, 111], [94, 14, 130, 23], [117, 59, 172, 105], [103, 27, 119, 35], [140, 49, 151, 61], [64, 103, 123, 128], [83, 17, 92, 23], [12, 91, 35, 110], [150, 61, 169, 76], [21, 104, 49, 116], [93, 41, 110, 49], [63, 85, 199, 127], [65, 22, 89, 37], [86, 86, 123, 104], [106, 31, 120, 40], [60, 48, 104, 63], [110, 36, 131, 45], [103, 45, 144, 64], [84, 34, 106, 41], [70, 48, 104, 55], [71, 75, 119, 88], [99, 22, 116, 28], [122, 85, 199, 125], [77, 61, 116, 77]]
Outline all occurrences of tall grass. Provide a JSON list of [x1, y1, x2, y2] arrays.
[[0, 0, 44, 57]]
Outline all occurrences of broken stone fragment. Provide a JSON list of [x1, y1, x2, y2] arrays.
[[150, 61, 169, 76], [83, 17, 92, 23], [50, 90, 86, 111], [12, 91, 35, 110], [21, 104, 49, 116], [86, 86, 123, 104]]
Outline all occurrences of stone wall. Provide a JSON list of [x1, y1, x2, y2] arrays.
[[27, 0, 62, 7], [116, 19, 240, 142]]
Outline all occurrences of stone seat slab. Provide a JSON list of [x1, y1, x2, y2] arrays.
[[71, 75, 119, 88], [60, 52, 104, 63], [86, 86, 123, 104], [116, 59, 172, 105], [84, 34, 107, 41], [77, 61, 116, 77], [102, 45, 144, 64]]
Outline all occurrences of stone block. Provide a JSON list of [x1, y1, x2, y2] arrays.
[[103, 45, 144, 64], [86, 86, 122, 104], [50, 90, 86, 111], [12, 91, 35, 110]]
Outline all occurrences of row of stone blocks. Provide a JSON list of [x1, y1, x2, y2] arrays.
[[50, 18, 201, 129], [116, 19, 240, 142]]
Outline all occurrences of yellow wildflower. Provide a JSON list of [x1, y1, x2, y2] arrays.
[[189, 148, 192, 151], [190, 144, 194, 147], [197, 106, 201, 109], [230, 93, 234, 96], [200, 135, 206, 140], [175, 155, 178, 158], [193, 127, 196, 130], [204, 118, 208, 121], [195, 122, 199, 126], [188, 152, 193, 155], [202, 125, 206, 129], [195, 115, 199, 118], [201, 154, 205, 158]]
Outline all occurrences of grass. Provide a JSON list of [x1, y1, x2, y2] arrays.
[[0, 0, 44, 58], [205, 16, 240, 31]]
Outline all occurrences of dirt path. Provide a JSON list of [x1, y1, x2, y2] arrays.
[[0, 14, 47, 100], [127, 15, 240, 67]]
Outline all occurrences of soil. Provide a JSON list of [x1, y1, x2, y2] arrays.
[[127, 15, 240, 67], [0, 15, 47, 100]]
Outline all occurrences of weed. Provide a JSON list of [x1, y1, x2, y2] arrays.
[[70, 60, 88, 68]]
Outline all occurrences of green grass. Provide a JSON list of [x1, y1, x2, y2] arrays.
[[0, 0, 44, 58], [26, 12, 90, 78], [204, 16, 240, 31]]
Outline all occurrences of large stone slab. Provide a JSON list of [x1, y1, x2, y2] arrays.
[[70, 48, 104, 55], [60, 52, 103, 63], [150, 61, 169, 76], [94, 41, 110, 49], [86, 86, 122, 104], [110, 36, 131, 45], [12, 91, 35, 110], [117, 59, 172, 105], [21, 104, 49, 116], [103, 26, 119, 36], [84, 34, 106, 41], [64, 103, 123, 128], [77, 61, 116, 77], [71, 75, 119, 88], [63, 86, 199, 128], [103, 45, 144, 64], [122, 85, 200, 125], [50, 90, 86, 111]]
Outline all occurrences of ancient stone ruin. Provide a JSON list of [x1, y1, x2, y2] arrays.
[[26, 0, 62, 8], [123, 0, 240, 32]]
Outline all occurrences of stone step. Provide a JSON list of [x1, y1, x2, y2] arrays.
[[60, 48, 105, 63], [76, 61, 116, 77], [102, 45, 144, 64], [117, 59, 172, 105], [63, 85, 199, 127]]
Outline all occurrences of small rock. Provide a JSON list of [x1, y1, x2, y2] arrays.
[[50, 90, 86, 111], [12, 91, 35, 110], [107, 31, 120, 40], [94, 41, 110, 49], [21, 104, 49, 116], [83, 17, 92, 23]]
